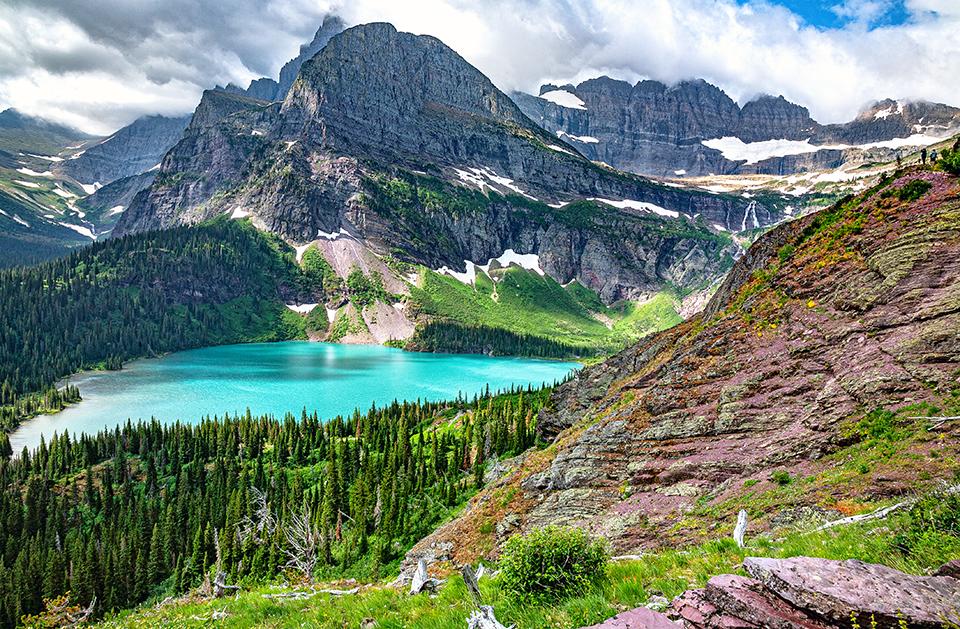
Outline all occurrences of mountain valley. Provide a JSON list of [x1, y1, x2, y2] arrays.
[[1, 7, 959, 629]]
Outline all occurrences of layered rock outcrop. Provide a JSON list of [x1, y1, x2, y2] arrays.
[[671, 557, 960, 628], [403, 169, 960, 563]]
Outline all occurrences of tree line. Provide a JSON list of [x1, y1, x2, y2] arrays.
[[0, 386, 548, 626], [0, 219, 311, 430], [409, 321, 599, 359]]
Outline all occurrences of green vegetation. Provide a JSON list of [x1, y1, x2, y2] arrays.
[[670, 400, 960, 544], [410, 322, 598, 359], [937, 147, 960, 176], [346, 268, 391, 308], [499, 526, 609, 604], [92, 484, 960, 629], [0, 219, 308, 430], [300, 247, 341, 294], [881, 178, 932, 202], [0, 388, 548, 626], [409, 267, 682, 357]]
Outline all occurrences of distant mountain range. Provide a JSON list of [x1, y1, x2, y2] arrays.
[[116, 22, 762, 304], [513, 79, 960, 177], [2, 12, 959, 277]]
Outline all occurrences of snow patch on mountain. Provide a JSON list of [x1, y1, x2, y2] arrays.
[[437, 248, 545, 285], [540, 89, 586, 110], [79, 182, 102, 195], [454, 167, 536, 199], [106, 205, 125, 216], [590, 198, 680, 219], [16, 167, 54, 177], [0, 209, 30, 227], [557, 130, 599, 144], [13, 180, 41, 189], [57, 222, 96, 239], [285, 303, 318, 314], [546, 144, 576, 155], [26, 153, 63, 162]]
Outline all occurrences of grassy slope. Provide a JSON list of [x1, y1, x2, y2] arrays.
[[98, 486, 959, 629], [409, 266, 682, 354]]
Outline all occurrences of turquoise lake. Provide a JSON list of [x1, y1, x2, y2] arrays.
[[10, 342, 579, 453]]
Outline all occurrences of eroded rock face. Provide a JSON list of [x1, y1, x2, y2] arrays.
[[664, 557, 960, 628], [60, 114, 190, 186], [404, 171, 960, 564], [743, 557, 960, 628]]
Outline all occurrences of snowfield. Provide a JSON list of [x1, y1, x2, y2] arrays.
[[437, 248, 545, 285], [540, 89, 586, 110], [703, 131, 946, 164], [590, 197, 680, 218], [285, 303, 318, 314], [557, 130, 599, 143]]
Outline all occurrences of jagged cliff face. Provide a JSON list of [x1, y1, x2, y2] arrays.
[[221, 16, 346, 101], [60, 114, 190, 186], [116, 23, 773, 302], [404, 169, 960, 566], [514, 79, 960, 177]]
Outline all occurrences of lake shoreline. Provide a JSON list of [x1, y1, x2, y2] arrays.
[[9, 341, 579, 454]]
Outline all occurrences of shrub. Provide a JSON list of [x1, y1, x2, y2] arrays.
[[770, 470, 793, 486], [882, 178, 932, 202], [499, 526, 609, 604], [937, 148, 960, 176], [892, 487, 960, 558]]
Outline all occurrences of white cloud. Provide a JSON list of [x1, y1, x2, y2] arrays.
[[0, 0, 958, 135]]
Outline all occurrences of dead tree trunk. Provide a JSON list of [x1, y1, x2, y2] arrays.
[[733, 509, 748, 548], [467, 606, 512, 629]]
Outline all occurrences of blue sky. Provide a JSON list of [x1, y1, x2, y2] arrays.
[[756, 0, 910, 29]]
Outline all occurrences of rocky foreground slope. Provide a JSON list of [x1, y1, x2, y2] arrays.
[[115, 23, 777, 303], [406, 167, 960, 565]]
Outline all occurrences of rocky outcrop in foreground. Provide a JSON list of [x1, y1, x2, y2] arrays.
[[403, 168, 960, 566], [586, 557, 960, 629]]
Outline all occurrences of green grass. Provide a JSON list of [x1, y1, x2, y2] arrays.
[[409, 266, 684, 356], [97, 487, 960, 629]]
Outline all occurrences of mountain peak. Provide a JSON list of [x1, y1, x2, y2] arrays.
[[282, 21, 530, 163]]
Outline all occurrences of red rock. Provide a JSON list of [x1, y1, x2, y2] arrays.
[[672, 590, 757, 628], [744, 556, 960, 628], [934, 559, 960, 579], [579, 606, 680, 628], [704, 574, 832, 629]]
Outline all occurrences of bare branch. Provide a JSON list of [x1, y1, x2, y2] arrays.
[[283, 504, 321, 579], [237, 487, 277, 545]]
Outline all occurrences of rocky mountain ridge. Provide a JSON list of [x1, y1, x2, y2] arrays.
[[514, 79, 960, 177], [404, 167, 960, 566], [218, 16, 346, 102], [58, 114, 190, 187], [116, 23, 775, 304]]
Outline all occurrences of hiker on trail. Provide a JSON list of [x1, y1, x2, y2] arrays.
[[896, 151, 902, 167], [921, 147, 928, 164], [954, 137, 960, 152], [931, 149, 938, 163]]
